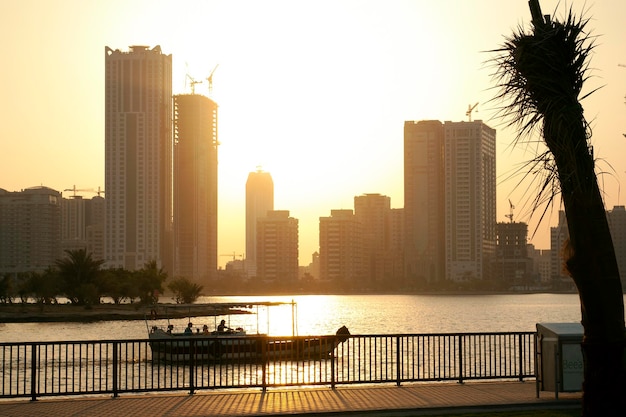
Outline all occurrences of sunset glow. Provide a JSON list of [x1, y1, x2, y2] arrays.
[[2, 1, 626, 267]]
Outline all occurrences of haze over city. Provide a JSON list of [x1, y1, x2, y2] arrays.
[[2, 0, 625, 268]]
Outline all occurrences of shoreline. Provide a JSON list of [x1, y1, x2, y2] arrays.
[[0, 303, 245, 323], [0, 291, 582, 323]]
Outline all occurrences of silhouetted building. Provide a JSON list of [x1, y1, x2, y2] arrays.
[[256, 210, 298, 283], [550, 210, 570, 289], [86, 195, 105, 261], [173, 93, 218, 282], [0, 186, 62, 274], [495, 221, 532, 288], [403, 120, 445, 285], [354, 193, 391, 287], [104, 45, 173, 272], [61, 194, 104, 261], [444, 120, 496, 282], [319, 209, 363, 283], [246, 169, 273, 277], [606, 205, 626, 289]]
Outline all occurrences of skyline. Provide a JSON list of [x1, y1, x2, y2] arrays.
[[2, 1, 626, 268]]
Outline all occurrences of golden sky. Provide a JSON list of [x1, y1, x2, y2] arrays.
[[1, 0, 625, 267]]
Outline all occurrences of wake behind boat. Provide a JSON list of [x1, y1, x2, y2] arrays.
[[147, 301, 350, 362]]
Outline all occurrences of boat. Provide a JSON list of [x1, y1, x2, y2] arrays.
[[147, 301, 350, 362]]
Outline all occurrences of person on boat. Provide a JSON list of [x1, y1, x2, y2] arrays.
[[184, 322, 193, 334], [167, 324, 174, 334], [202, 324, 210, 334], [217, 319, 232, 333]]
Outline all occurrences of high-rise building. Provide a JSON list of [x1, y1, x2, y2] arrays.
[[444, 120, 496, 282], [256, 210, 298, 283], [319, 209, 363, 283], [403, 120, 445, 285], [245, 169, 273, 277], [354, 193, 391, 286], [0, 186, 62, 274], [606, 205, 626, 289], [494, 221, 532, 287], [61, 194, 105, 260], [85, 195, 105, 261], [104, 45, 173, 272], [550, 210, 571, 289], [173, 93, 219, 282]]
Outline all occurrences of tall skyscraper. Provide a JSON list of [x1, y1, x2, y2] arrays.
[[403, 120, 445, 285], [173, 93, 218, 282], [104, 45, 173, 272], [444, 120, 496, 282], [245, 169, 273, 277], [256, 210, 299, 283]]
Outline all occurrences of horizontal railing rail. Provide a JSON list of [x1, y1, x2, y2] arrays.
[[1, 331, 536, 400]]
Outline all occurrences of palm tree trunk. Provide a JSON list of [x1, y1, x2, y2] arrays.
[[545, 101, 626, 416]]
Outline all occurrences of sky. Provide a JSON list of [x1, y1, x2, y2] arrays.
[[1, 0, 625, 268]]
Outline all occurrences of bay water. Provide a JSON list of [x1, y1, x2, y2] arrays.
[[0, 293, 604, 343]]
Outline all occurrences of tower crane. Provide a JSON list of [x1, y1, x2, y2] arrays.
[[207, 64, 219, 96], [185, 74, 202, 94], [63, 185, 100, 198], [466, 102, 479, 121], [220, 252, 244, 262], [505, 199, 515, 223]]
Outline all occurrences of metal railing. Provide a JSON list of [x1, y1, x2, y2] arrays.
[[1, 331, 536, 400]]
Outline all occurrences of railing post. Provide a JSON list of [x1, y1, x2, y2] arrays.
[[458, 336, 464, 384], [261, 335, 267, 392], [518, 333, 524, 382], [189, 339, 196, 395], [112, 342, 119, 398], [330, 335, 336, 389], [396, 336, 401, 386], [30, 344, 37, 401]]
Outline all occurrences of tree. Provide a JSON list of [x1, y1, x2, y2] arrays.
[[99, 268, 134, 304], [167, 277, 203, 304], [55, 249, 104, 305], [491, 1, 625, 414], [135, 260, 167, 304]]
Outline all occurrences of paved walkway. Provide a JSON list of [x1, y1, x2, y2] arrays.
[[0, 381, 581, 417]]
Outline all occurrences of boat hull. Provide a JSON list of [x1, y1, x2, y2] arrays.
[[149, 326, 350, 362]]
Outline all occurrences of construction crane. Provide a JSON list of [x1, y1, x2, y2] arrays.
[[220, 252, 244, 262], [185, 74, 202, 94], [505, 199, 515, 223], [207, 64, 219, 96], [63, 185, 102, 198], [466, 102, 479, 121]]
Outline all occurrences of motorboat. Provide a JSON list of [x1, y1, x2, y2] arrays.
[[147, 301, 350, 362]]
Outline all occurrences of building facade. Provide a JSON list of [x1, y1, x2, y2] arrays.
[[444, 120, 496, 282], [550, 210, 571, 288], [245, 169, 274, 278], [104, 45, 173, 272], [354, 193, 391, 287], [494, 221, 532, 287], [319, 209, 363, 283], [173, 93, 218, 283], [0, 186, 62, 274], [606, 205, 626, 289], [403, 120, 445, 285], [256, 210, 298, 283], [61, 194, 105, 260]]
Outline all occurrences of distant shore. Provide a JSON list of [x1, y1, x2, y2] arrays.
[[0, 303, 243, 323]]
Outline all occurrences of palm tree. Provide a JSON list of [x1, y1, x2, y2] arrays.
[[55, 248, 104, 305], [491, 1, 625, 415]]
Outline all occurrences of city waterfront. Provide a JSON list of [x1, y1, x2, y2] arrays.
[[0, 293, 603, 343]]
